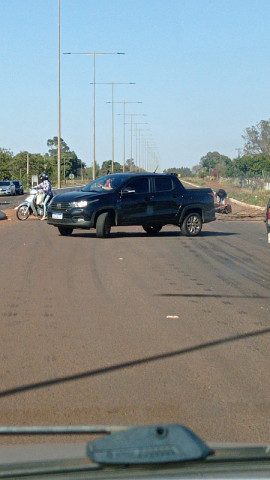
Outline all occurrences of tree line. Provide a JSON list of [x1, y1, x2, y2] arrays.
[[2, 119, 270, 183], [0, 137, 86, 184], [0, 136, 144, 184], [194, 119, 270, 179]]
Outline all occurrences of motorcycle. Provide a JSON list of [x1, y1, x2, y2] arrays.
[[16, 188, 51, 221]]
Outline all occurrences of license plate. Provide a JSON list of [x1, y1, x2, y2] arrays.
[[52, 212, 63, 220]]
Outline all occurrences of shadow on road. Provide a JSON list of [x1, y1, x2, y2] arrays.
[[0, 328, 269, 399], [157, 293, 270, 299], [69, 230, 237, 239]]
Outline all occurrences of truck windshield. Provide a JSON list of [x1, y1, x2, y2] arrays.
[[81, 174, 132, 192]]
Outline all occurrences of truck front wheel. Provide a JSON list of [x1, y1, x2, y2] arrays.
[[96, 212, 112, 238], [181, 213, 202, 236]]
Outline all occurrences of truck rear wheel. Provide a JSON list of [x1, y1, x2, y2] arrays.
[[181, 213, 202, 236], [142, 224, 162, 235]]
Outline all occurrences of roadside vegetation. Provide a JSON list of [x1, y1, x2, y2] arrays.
[[166, 119, 270, 207], [1, 119, 270, 208], [0, 137, 141, 187]]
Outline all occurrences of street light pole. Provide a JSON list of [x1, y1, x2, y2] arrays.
[[132, 123, 148, 171], [115, 102, 142, 172], [57, 0, 61, 188], [126, 114, 146, 172], [91, 82, 135, 173], [63, 52, 125, 180]]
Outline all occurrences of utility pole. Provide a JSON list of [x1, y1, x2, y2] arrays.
[[63, 52, 125, 180], [57, 0, 61, 188], [27, 153, 30, 187], [115, 102, 142, 172]]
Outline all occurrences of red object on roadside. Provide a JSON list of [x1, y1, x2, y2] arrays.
[[268, 208, 270, 219]]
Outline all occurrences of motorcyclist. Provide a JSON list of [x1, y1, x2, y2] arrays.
[[35, 173, 53, 220]]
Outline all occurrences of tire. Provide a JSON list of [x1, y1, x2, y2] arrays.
[[58, 226, 73, 236], [181, 213, 202, 236], [96, 212, 112, 238], [142, 224, 162, 235], [16, 205, 30, 221]]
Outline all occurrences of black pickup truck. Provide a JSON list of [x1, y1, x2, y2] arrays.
[[47, 173, 215, 238]]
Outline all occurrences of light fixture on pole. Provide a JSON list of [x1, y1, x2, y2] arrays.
[[63, 52, 125, 180]]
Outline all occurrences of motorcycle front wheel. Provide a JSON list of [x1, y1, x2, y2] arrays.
[[16, 205, 30, 221]]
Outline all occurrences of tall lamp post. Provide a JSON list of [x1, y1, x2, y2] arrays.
[[115, 102, 142, 172], [57, 0, 61, 188], [133, 123, 148, 171], [63, 52, 125, 180], [126, 114, 146, 172], [90, 82, 135, 173]]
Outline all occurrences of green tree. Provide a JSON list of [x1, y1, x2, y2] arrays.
[[47, 137, 70, 157], [46, 137, 85, 180], [199, 151, 232, 177], [228, 154, 270, 177], [242, 119, 270, 155], [125, 158, 135, 172], [0, 149, 13, 180], [200, 152, 231, 170], [99, 160, 123, 177]]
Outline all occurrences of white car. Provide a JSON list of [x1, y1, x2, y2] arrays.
[[0, 180, 16, 196]]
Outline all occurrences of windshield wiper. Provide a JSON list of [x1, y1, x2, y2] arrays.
[[87, 425, 213, 465], [0, 425, 125, 435], [1, 425, 270, 478]]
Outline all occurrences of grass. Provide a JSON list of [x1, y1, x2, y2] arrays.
[[183, 177, 269, 207]]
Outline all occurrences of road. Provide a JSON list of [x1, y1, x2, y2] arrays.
[[0, 214, 269, 445]]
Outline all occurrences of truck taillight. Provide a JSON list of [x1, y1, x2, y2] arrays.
[[268, 208, 270, 220]]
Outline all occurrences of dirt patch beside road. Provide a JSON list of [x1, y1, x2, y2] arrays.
[[182, 180, 266, 222], [0, 208, 40, 225], [0, 209, 18, 225], [216, 199, 265, 222]]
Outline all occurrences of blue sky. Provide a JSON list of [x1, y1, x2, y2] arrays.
[[1, 0, 270, 172]]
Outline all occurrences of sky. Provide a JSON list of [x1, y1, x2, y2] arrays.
[[1, 0, 270, 172]]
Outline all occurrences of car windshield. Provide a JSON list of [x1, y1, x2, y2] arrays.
[[81, 174, 132, 192], [0, 181, 10, 186]]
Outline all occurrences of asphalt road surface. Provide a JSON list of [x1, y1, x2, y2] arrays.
[[0, 216, 269, 445]]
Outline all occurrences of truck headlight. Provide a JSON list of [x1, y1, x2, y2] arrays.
[[71, 200, 88, 208], [71, 199, 99, 208]]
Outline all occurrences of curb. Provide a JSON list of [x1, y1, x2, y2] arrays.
[[229, 197, 265, 211], [182, 180, 266, 211]]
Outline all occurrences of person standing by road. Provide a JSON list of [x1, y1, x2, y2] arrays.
[[35, 173, 53, 221]]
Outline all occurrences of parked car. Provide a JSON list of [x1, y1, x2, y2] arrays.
[[47, 173, 216, 238], [266, 198, 270, 243], [12, 180, 24, 195], [0, 180, 16, 196]]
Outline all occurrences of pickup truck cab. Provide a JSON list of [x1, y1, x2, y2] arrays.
[[47, 173, 215, 238]]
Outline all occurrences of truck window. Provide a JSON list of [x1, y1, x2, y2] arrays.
[[126, 177, 150, 194], [154, 176, 173, 192]]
